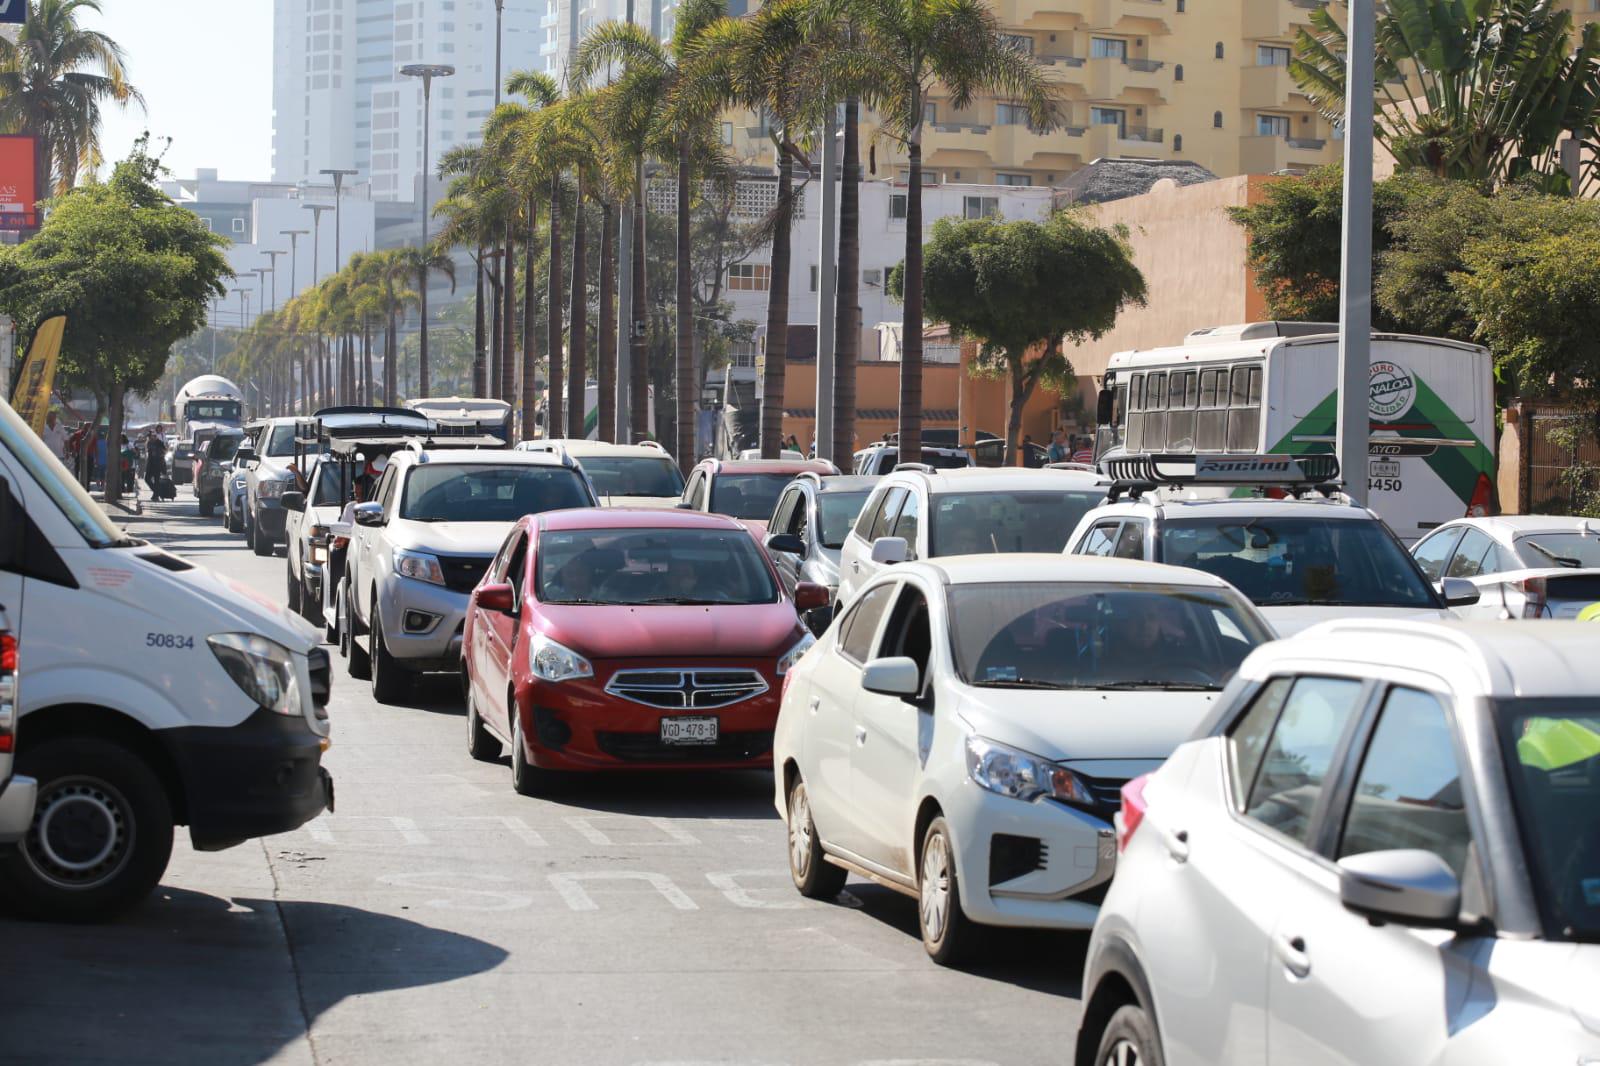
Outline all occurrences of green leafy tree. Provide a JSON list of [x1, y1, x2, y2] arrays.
[[892, 211, 1145, 465]]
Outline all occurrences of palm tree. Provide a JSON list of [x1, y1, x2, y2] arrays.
[[437, 143, 514, 397], [828, 0, 1054, 459], [393, 244, 457, 397], [0, 0, 141, 200]]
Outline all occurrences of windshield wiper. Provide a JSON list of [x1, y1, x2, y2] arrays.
[[1093, 680, 1218, 691], [638, 596, 728, 605], [101, 535, 146, 549], [1525, 541, 1582, 569], [971, 678, 1071, 690]]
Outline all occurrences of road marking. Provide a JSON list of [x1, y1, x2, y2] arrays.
[[564, 815, 700, 847], [421, 772, 494, 797], [303, 816, 429, 846], [448, 815, 548, 847], [377, 872, 531, 911], [705, 870, 805, 910], [548, 871, 699, 911]]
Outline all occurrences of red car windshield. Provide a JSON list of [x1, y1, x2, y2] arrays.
[[536, 527, 779, 606]]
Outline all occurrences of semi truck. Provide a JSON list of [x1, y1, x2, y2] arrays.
[[174, 375, 245, 441]]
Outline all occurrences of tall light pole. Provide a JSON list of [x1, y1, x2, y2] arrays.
[[320, 168, 359, 279], [303, 202, 332, 286], [493, 0, 506, 107], [261, 249, 284, 313], [1336, 0, 1375, 505], [616, 0, 638, 443], [281, 229, 309, 301], [400, 62, 456, 399], [815, 113, 839, 464], [210, 297, 221, 372]]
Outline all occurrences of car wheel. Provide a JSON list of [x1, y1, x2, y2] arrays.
[[198, 496, 214, 517], [250, 511, 272, 557], [286, 564, 302, 613], [510, 711, 560, 797], [346, 587, 371, 680], [918, 816, 978, 966], [369, 608, 405, 705], [465, 675, 502, 762], [226, 507, 240, 534], [787, 775, 846, 899], [1094, 1004, 1166, 1066], [0, 737, 175, 922], [336, 582, 352, 660]]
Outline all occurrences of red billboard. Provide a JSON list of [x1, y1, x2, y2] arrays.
[[0, 135, 38, 231]]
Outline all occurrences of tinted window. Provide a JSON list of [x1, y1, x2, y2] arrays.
[[210, 435, 242, 462], [1113, 521, 1145, 560], [1229, 677, 1294, 809], [1446, 528, 1495, 579], [1244, 677, 1364, 845], [1160, 516, 1437, 609], [1339, 687, 1472, 878], [1080, 522, 1121, 557], [311, 463, 344, 506], [1411, 528, 1463, 583], [536, 527, 777, 605], [931, 491, 1105, 556], [854, 489, 888, 539], [263, 424, 295, 457], [1517, 532, 1600, 569], [839, 584, 896, 662], [710, 473, 793, 521], [818, 491, 870, 549], [579, 456, 685, 499], [505, 534, 529, 603], [892, 492, 920, 557], [878, 586, 933, 687], [869, 488, 907, 541], [400, 465, 592, 522]]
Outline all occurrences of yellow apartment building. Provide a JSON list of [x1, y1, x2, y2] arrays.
[[727, 0, 1344, 185]]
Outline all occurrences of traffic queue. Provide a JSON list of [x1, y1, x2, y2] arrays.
[[2, 393, 1597, 1066]]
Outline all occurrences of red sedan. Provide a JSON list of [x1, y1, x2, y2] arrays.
[[461, 508, 829, 795]]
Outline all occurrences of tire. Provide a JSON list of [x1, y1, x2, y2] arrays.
[[199, 496, 215, 517], [510, 712, 560, 797], [346, 586, 371, 680], [466, 676, 502, 762], [0, 737, 174, 922], [787, 774, 847, 899], [250, 511, 273, 557], [226, 507, 240, 534], [369, 607, 405, 705], [286, 564, 302, 614], [918, 816, 979, 966], [1093, 1004, 1166, 1066]]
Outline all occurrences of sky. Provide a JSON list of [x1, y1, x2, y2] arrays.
[[86, 0, 275, 183]]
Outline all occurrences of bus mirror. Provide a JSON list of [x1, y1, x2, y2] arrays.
[[1096, 388, 1115, 426]]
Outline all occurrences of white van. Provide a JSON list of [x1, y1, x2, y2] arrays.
[[0, 397, 333, 920]]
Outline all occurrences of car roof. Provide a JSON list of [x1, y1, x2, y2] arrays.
[[886, 466, 1110, 493], [813, 474, 879, 493], [1260, 619, 1600, 699], [1443, 515, 1600, 538], [392, 448, 570, 468], [908, 552, 1239, 589], [522, 439, 675, 460], [709, 458, 835, 475], [537, 507, 744, 533], [857, 441, 967, 454], [1098, 493, 1371, 520]]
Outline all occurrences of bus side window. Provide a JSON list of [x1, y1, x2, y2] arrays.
[[1127, 373, 1146, 453], [1167, 369, 1198, 450], [1227, 365, 1264, 453], [1197, 368, 1228, 452], [1145, 372, 1168, 455]]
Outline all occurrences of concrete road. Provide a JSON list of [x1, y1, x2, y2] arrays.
[[0, 499, 1086, 1066]]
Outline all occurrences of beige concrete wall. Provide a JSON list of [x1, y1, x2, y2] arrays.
[[1069, 173, 1265, 381]]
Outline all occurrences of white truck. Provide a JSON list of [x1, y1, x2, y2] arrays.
[[175, 375, 246, 441]]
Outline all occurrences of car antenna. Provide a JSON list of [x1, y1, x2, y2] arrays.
[[1497, 574, 1512, 621]]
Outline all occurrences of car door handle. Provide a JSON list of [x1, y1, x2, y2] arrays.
[[1274, 934, 1311, 979], [855, 726, 867, 745], [851, 560, 861, 573], [1162, 827, 1190, 863], [808, 697, 821, 715]]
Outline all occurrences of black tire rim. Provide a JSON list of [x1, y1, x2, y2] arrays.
[[22, 775, 136, 891]]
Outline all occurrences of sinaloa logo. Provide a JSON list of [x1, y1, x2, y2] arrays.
[[1369, 361, 1416, 422]]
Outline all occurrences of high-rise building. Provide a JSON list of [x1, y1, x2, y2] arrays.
[[730, 0, 1343, 184]]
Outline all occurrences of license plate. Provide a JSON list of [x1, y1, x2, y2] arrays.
[[1369, 460, 1401, 478], [661, 716, 718, 746]]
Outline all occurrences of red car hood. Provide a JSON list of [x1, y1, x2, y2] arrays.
[[538, 601, 802, 660]]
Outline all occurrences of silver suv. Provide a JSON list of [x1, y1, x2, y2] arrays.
[[244, 417, 300, 557], [341, 446, 596, 704]]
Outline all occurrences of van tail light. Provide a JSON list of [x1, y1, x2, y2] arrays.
[[0, 631, 15, 754], [1519, 576, 1548, 619], [1467, 473, 1493, 518], [1118, 773, 1151, 852]]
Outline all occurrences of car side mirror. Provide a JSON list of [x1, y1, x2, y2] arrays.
[[765, 532, 805, 556], [793, 581, 830, 613], [870, 536, 909, 565], [1441, 577, 1479, 608], [477, 582, 516, 613], [236, 447, 257, 465], [861, 656, 921, 699], [676, 500, 696, 510], [1096, 387, 1115, 426], [1338, 849, 1461, 928], [281, 491, 306, 513], [353, 502, 385, 527]]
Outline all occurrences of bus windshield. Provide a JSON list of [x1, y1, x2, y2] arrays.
[[1160, 516, 1438, 608]]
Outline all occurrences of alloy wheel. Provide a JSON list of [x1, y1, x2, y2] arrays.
[[788, 784, 813, 881], [1103, 1040, 1142, 1066], [919, 832, 951, 945]]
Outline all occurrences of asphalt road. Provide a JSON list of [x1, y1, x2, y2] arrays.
[[0, 498, 1086, 1066]]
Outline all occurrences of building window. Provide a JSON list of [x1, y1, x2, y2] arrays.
[[1213, 110, 1224, 128], [1257, 113, 1291, 137], [1173, 134, 1183, 152], [1090, 36, 1128, 60], [923, 101, 937, 125], [231, 218, 246, 234], [995, 102, 1030, 126], [1215, 41, 1225, 59], [962, 196, 999, 219], [1174, 63, 1183, 81], [1177, 0, 1185, 10], [994, 172, 1033, 186], [1091, 106, 1128, 136], [1257, 44, 1291, 66], [1001, 33, 1034, 53], [721, 121, 733, 145], [862, 268, 883, 287], [889, 193, 908, 220], [728, 263, 771, 291], [199, 217, 212, 232]]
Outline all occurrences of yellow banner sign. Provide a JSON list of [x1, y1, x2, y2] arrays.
[[10, 315, 65, 433]]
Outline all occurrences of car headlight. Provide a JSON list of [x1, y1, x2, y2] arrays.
[[208, 633, 301, 716], [394, 548, 445, 585], [529, 631, 592, 682], [965, 735, 1094, 806], [258, 478, 288, 499], [776, 631, 815, 675]]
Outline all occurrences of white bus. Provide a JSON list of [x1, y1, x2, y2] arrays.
[[1093, 322, 1495, 542]]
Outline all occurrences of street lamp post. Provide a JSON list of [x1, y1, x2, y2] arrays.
[[400, 62, 456, 399], [1336, 0, 1376, 505], [303, 202, 334, 408], [493, 0, 505, 107], [282, 229, 310, 411], [262, 249, 284, 312], [320, 169, 358, 404], [210, 297, 221, 372]]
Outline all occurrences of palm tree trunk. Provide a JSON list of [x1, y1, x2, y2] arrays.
[[523, 193, 538, 443], [301, 352, 310, 413], [363, 322, 374, 405], [567, 177, 588, 440], [504, 221, 518, 422], [547, 174, 565, 440], [833, 100, 862, 464], [899, 133, 924, 461], [488, 265, 504, 406], [388, 307, 398, 405], [417, 262, 432, 399], [630, 181, 649, 442], [675, 137, 694, 474], [474, 248, 488, 397], [597, 201, 617, 444], [761, 144, 794, 460], [106, 382, 124, 504]]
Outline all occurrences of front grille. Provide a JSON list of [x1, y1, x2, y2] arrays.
[[595, 729, 774, 763], [605, 668, 769, 709], [1076, 773, 1129, 821], [438, 554, 494, 593], [307, 647, 331, 720]]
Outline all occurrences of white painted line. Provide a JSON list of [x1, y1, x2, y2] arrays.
[[564, 815, 700, 847], [706, 870, 805, 910], [449, 815, 548, 847], [306, 816, 429, 846], [548, 872, 699, 912], [306, 820, 335, 845], [377, 872, 532, 911]]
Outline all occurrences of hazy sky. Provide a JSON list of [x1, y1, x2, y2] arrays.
[[88, 0, 275, 182]]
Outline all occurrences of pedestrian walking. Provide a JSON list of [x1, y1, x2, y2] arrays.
[[41, 410, 70, 463], [119, 435, 140, 499], [144, 430, 167, 495]]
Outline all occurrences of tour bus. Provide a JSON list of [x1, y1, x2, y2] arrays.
[[1094, 322, 1496, 542]]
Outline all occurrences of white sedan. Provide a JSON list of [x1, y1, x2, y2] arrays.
[[1411, 515, 1600, 618], [773, 554, 1273, 964]]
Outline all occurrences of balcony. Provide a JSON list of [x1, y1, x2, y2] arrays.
[[1087, 0, 1169, 30], [928, 121, 995, 156], [1087, 55, 1168, 100], [1085, 122, 1165, 158], [1240, 133, 1336, 174], [1036, 52, 1087, 69], [1242, 0, 1322, 40], [1240, 63, 1305, 109]]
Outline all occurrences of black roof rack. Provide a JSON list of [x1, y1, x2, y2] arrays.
[[1101, 453, 1343, 501]]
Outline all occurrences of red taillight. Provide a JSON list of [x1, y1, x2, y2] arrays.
[[1118, 773, 1151, 852], [1519, 576, 1548, 619], [1467, 473, 1493, 518], [1263, 487, 1289, 500], [0, 633, 14, 673]]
